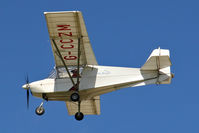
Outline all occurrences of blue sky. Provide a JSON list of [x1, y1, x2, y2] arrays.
[[0, 0, 199, 132]]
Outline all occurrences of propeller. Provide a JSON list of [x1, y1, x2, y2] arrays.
[[24, 74, 30, 109]]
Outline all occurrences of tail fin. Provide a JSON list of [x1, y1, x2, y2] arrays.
[[141, 48, 173, 84], [141, 48, 171, 70]]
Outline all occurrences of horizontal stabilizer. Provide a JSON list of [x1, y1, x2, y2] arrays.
[[141, 48, 171, 71]]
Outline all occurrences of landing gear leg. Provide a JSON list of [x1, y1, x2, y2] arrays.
[[42, 93, 48, 101], [35, 100, 45, 116], [75, 101, 84, 121]]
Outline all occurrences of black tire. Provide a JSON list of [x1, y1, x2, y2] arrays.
[[70, 92, 79, 102], [75, 112, 84, 121], [35, 106, 45, 116]]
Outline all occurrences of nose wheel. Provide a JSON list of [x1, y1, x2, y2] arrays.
[[35, 106, 45, 116], [35, 100, 45, 116]]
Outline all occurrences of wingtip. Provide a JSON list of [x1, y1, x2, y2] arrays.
[[44, 11, 81, 15]]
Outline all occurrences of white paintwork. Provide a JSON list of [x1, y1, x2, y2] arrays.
[[27, 62, 172, 97], [22, 11, 174, 116], [23, 49, 173, 115], [24, 47, 172, 115], [141, 49, 171, 70]]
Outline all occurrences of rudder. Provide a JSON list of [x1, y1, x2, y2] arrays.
[[141, 48, 173, 84]]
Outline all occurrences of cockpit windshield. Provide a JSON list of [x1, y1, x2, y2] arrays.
[[48, 69, 57, 79], [48, 66, 83, 79]]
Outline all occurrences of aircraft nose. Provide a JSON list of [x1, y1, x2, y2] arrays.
[[22, 84, 29, 89]]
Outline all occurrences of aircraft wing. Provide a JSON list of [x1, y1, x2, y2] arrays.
[[44, 11, 98, 67], [65, 96, 100, 115]]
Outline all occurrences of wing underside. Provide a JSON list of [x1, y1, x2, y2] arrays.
[[66, 96, 100, 115], [44, 11, 98, 67]]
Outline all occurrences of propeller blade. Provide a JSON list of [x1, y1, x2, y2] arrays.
[[25, 74, 30, 109], [25, 74, 29, 84], [27, 89, 29, 109]]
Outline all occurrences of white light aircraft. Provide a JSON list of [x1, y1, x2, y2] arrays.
[[22, 11, 173, 121]]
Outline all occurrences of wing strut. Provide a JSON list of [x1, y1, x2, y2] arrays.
[[51, 39, 76, 86], [75, 11, 82, 91], [77, 37, 81, 91]]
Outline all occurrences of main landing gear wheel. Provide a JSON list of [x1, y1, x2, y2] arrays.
[[70, 92, 79, 102], [35, 106, 45, 116], [75, 112, 84, 121]]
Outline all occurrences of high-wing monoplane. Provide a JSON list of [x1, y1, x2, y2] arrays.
[[22, 11, 173, 121]]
